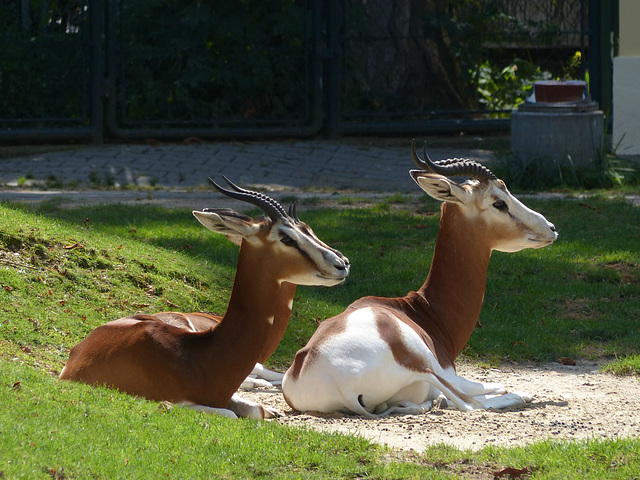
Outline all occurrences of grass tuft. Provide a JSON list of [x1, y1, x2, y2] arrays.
[[602, 354, 640, 376]]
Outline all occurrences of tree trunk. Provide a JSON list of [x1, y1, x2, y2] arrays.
[[346, 0, 475, 111]]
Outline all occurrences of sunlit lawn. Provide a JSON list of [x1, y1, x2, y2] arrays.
[[1, 195, 638, 478]]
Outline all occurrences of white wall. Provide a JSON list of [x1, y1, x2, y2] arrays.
[[618, 1, 640, 57], [613, 0, 640, 154]]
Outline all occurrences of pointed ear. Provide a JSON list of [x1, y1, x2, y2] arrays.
[[412, 173, 471, 205], [192, 209, 261, 240]]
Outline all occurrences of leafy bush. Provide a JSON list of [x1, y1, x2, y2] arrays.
[[474, 58, 551, 113]]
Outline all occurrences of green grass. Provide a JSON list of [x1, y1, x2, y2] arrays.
[[474, 196, 639, 363], [1, 196, 639, 478], [425, 440, 640, 480], [2, 361, 435, 480], [602, 354, 640, 376]]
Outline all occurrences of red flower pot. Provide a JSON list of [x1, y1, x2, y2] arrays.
[[534, 80, 587, 103]]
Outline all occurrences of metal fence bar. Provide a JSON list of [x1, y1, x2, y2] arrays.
[[324, 0, 343, 139], [340, 118, 510, 136], [0, 127, 93, 142], [588, 0, 618, 118], [89, 0, 104, 144]]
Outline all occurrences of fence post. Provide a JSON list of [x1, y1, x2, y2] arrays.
[[325, 0, 342, 139], [588, 0, 619, 122], [89, 0, 104, 143]]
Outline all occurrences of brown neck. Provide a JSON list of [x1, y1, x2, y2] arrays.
[[417, 203, 492, 361], [259, 281, 296, 363], [203, 240, 283, 398]]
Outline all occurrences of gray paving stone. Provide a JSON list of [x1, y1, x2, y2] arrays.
[[0, 140, 502, 205]]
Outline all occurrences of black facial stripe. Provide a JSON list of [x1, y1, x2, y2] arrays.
[[293, 242, 313, 264], [279, 224, 324, 266], [280, 234, 296, 246], [507, 210, 525, 228]]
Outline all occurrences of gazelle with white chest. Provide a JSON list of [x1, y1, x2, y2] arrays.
[[60, 178, 350, 419], [281, 142, 558, 417]]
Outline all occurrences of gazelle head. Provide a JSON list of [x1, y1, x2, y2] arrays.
[[410, 141, 558, 253], [193, 177, 350, 286]]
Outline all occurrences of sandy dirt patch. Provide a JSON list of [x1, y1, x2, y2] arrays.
[[242, 361, 640, 452]]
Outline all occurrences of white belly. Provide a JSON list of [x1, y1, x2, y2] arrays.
[[283, 307, 439, 414]]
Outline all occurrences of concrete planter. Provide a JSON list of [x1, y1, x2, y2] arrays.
[[511, 80, 604, 173], [511, 108, 605, 172]]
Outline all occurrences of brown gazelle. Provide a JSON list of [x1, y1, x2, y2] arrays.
[[146, 278, 296, 389], [60, 178, 350, 419], [99, 281, 295, 390], [281, 141, 558, 417]]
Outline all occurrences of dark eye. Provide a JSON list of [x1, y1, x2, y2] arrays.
[[280, 235, 296, 246], [493, 200, 508, 212]]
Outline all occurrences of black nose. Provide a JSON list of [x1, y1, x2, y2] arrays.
[[336, 258, 350, 271], [549, 223, 557, 233]]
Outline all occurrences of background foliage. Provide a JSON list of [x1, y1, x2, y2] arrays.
[[2, 0, 586, 125], [117, 0, 308, 124]]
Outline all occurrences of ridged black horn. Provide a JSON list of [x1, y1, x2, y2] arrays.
[[411, 139, 497, 182], [208, 176, 288, 222], [288, 202, 300, 223]]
